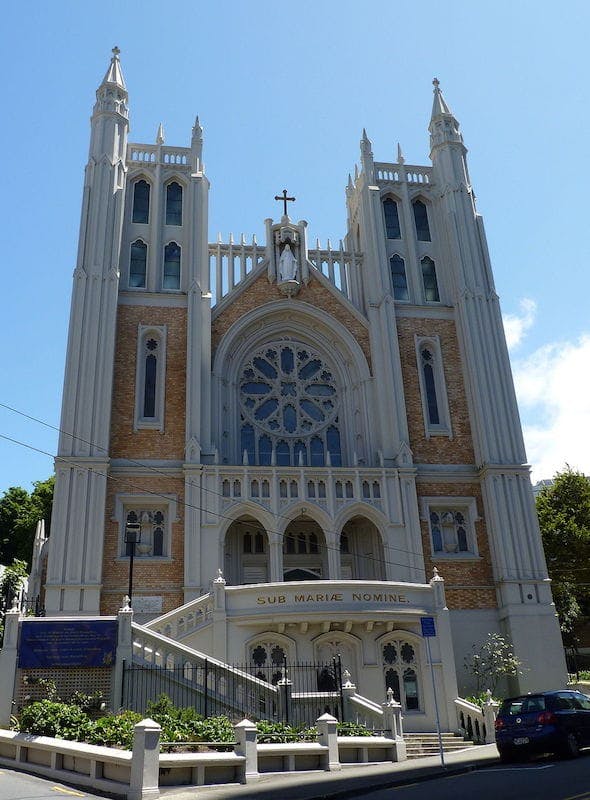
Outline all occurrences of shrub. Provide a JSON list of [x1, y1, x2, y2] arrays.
[[16, 700, 91, 740], [337, 721, 372, 737], [86, 711, 142, 749]]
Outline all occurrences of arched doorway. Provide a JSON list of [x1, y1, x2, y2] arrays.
[[282, 517, 328, 581], [339, 516, 386, 580], [224, 516, 269, 585]]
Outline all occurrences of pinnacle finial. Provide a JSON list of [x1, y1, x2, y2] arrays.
[[397, 142, 405, 164], [156, 122, 165, 145], [432, 76, 440, 89], [112, 46, 121, 59]]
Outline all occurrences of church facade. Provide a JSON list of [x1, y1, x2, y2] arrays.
[[42, 51, 566, 728]]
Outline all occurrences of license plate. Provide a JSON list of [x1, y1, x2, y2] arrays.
[[513, 737, 530, 745]]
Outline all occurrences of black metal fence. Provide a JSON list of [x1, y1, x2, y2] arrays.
[[565, 649, 590, 678], [121, 657, 344, 727]]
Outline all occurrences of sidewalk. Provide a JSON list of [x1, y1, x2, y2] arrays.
[[161, 744, 500, 800]]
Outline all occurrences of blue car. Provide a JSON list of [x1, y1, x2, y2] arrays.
[[495, 690, 590, 761]]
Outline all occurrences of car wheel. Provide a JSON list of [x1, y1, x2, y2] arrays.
[[562, 733, 580, 759]]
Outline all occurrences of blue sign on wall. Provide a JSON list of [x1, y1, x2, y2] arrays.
[[420, 616, 436, 638], [18, 620, 117, 668]]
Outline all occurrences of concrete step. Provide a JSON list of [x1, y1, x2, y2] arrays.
[[403, 733, 476, 759]]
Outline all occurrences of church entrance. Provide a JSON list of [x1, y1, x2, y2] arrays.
[[224, 516, 269, 585], [340, 516, 386, 580], [283, 517, 328, 581]]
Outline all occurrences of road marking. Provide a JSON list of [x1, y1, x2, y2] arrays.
[[52, 788, 85, 797], [562, 793, 590, 800], [480, 764, 555, 772]]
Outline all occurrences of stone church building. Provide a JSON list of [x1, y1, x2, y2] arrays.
[[40, 50, 566, 727]]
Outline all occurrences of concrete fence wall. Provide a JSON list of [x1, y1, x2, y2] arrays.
[[0, 712, 406, 799]]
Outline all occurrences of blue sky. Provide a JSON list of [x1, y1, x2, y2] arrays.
[[1, 0, 589, 493]]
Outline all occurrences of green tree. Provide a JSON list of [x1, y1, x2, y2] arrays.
[[0, 476, 54, 567], [464, 633, 523, 694], [536, 467, 590, 645]]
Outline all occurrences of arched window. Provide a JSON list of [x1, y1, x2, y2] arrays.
[[421, 256, 440, 302], [428, 506, 475, 555], [132, 180, 150, 224], [122, 505, 170, 558], [135, 326, 166, 430], [390, 255, 409, 301], [382, 198, 401, 239], [382, 638, 421, 711], [163, 242, 181, 290], [129, 240, 147, 288], [420, 347, 440, 425], [144, 343, 157, 418], [412, 199, 431, 241], [166, 182, 183, 226]]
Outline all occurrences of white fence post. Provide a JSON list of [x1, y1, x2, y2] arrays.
[[234, 718, 259, 783], [382, 688, 406, 761], [483, 689, 499, 744], [129, 718, 161, 800], [316, 713, 341, 771], [0, 608, 21, 726]]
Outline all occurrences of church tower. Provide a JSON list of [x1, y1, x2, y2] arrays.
[[45, 49, 129, 613]]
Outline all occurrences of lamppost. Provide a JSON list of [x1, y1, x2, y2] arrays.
[[124, 522, 141, 608]]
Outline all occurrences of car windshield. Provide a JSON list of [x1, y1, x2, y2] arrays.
[[500, 696, 547, 715]]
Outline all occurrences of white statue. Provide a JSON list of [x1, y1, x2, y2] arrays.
[[278, 243, 298, 282]]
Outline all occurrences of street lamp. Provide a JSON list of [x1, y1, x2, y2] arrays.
[[124, 522, 141, 608]]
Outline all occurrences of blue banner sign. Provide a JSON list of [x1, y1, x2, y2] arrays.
[[18, 620, 117, 668], [420, 616, 436, 638]]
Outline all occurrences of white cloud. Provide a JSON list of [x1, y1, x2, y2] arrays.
[[511, 334, 590, 482], [503, 298, 537, 350]]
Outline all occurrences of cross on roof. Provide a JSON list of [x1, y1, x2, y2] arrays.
[[274, 189, 295, 216]]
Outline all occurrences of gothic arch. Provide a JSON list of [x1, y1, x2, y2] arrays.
[[212, 301, 372, 467], [312, 629, 362, 680], [277, 502, 332, 538]]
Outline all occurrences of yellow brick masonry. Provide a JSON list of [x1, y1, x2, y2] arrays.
[[396, 316, 475, 464], [110, 305, 187, 461], [417, 481, 497, 610], [211, 273, 372, 369], [101, 474, 185, 615]]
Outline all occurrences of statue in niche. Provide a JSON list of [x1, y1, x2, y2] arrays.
[[278, 243, 298, 282]]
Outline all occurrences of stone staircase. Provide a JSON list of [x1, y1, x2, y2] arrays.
[[404, 732, 478, 759]]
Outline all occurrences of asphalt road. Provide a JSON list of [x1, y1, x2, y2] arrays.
[[0, 768, 107, 800], [353, 752, 590, 800]]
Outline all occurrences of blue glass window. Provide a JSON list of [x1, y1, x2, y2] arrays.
[[421, 349, 440, 424], [390, 255, 409, 301], [413, 200, 431, 241], [276, 440, 290, 466], [241, 424, 255, 465], [166, 182, 182, 226], [130, 240, 147, 288], [163, 242, 181, 289], [310, 436, 324, 466], [132, 180, 150, 224], [259, 435, 272, 466], [421, 257, 440, 302], [327, 426, 342, 466], [383, 198, 401, 239], [143, 353, 157, 417]]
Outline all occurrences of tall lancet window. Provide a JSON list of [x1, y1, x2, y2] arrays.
[[420, 347, 440, 425], [163, 242, 181, 290], [132, 180, 150, 224], [166, 182, 183, 226], [129, 240, 147, 288], [421, 256, 440, 302], [383, 198, 401, 239], [390, 254, 409, 301], [144, 340, 158, 418], [135, 326, 167, 431], [412, 199, 431, 241], [415, 336, 451, 437]]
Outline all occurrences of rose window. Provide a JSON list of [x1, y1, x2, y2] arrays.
[[240, 343, 342, 466]]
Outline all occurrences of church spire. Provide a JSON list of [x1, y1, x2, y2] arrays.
[[191, 115, 204, 168], [360, 128, 374, 174], [100, 46, 127, 91], [428, 77, 464, 155]]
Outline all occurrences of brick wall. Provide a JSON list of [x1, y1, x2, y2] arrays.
[[110, 304, 187, 460], [417, 481, 497, 610], [396, 316, 475, 464], [212, 274, 372, 369], [101, 474, 185, 615]]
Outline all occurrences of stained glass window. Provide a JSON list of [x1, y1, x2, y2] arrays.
[[421, 257, 440, 302], [130, 240, 147, 288], [390, 255, 409, 301], [413, 199, 431, 241], [163, 242, 181, 290], [166, 182, 182, 226], [132, 180, 150, 224], [383, 198, 401, 239]]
